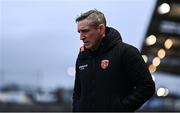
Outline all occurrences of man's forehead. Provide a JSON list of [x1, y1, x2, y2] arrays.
[[78, 19, 91, 27], [77, 20, 92, 30]]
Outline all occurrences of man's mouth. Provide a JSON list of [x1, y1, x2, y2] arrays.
[[83, 41, 89, 45]]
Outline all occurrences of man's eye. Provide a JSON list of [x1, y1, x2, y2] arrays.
[[82, 29, 89, 33]]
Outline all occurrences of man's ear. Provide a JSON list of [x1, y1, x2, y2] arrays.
[[98, 24, 106, 35]]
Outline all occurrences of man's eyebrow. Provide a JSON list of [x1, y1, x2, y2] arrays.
[[78, 29, 90, 33]]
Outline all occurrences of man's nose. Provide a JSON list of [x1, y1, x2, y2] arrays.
[[80, 33, 85, 40]]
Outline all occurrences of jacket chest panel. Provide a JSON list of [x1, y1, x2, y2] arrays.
[[77, 56, 125, 86], [77, 60, 92, 80]]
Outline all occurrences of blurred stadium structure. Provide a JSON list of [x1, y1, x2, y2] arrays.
[[140, 0, 180, 111], [0, 0, 180, 112]]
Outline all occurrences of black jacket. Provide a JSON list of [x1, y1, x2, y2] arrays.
[[73, 27, 155, 112]]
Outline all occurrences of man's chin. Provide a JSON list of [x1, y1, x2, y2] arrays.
[[84, 45, 91, 49]]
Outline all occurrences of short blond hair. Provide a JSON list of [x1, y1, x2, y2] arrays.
[[76, 9, 106, 27]]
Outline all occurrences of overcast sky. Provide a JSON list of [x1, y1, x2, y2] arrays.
[[2, 0, 179, 93]]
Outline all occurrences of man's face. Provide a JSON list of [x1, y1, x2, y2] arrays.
[[77, 19, 103, 51]]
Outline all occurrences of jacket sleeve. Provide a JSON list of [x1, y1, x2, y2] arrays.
[[120, 45, 155, 111], [72, 60, 81, 112]]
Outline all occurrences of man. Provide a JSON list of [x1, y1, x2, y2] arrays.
[[73, 9, 155, 112]]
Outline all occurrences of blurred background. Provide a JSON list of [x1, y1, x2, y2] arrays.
[[0, 0, 180, 111]]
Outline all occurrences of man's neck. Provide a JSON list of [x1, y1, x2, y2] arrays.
[[90, 34, 106, 51]]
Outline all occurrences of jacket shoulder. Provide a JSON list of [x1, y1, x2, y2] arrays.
[[117, 42, 140, 54], [113, 42, 141, 62]]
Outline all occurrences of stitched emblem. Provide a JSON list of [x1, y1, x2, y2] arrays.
[[101, 59, 109, 69]]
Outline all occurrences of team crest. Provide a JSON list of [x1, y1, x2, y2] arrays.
[[101, 59, 109, 69]]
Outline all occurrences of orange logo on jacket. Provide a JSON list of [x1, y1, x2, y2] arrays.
[[101, 59, 109, 69], [80, 46, 85, 52]]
